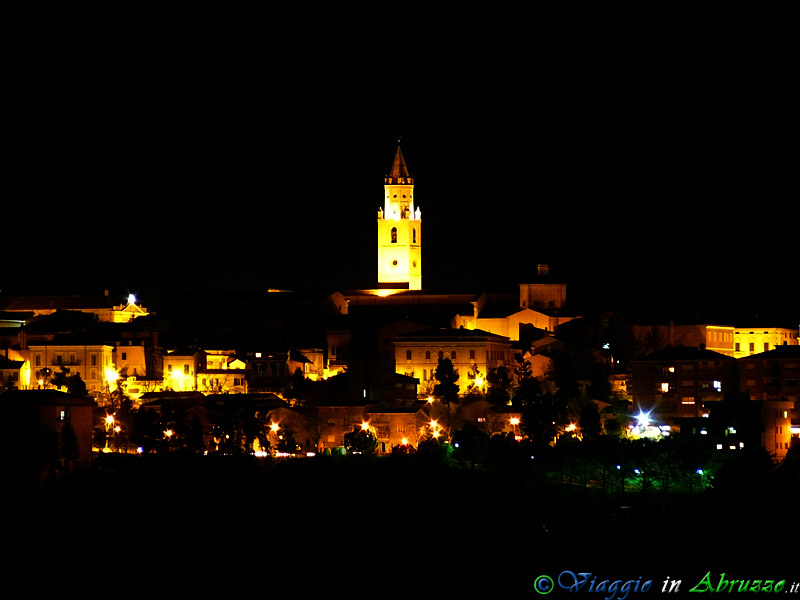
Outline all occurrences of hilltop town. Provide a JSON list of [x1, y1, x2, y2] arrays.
[[21, 145, 798, 592], [11, 146, 799, 480]]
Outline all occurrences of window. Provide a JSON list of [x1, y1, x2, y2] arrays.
[[58, 407, 69, 421], [451, 351, 457, 360], [391, 227, 397, 243], [413, 228, 417, 243], [425, 351, 431, 360], [469, 350, 475, 360], [406, 350, 412, 360]]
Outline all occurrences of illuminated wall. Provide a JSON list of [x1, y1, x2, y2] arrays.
[[164, 350, 205, 392], [28, 343, 116, 394], [762, 398, 793, 461], [453, 307, 576, 340], [394, 329, 515, 396], [733, 327, 799, 358]]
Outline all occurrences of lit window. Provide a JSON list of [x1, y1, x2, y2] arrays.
[[660, 383, 669, 393]]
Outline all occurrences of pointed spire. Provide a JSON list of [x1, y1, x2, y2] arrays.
[[385, 142, 413, 184]]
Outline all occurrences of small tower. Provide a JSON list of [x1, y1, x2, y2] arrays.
[[377, 144, 422, 290]]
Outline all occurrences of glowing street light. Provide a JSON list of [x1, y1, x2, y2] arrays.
[[270, 422, 280, 433]]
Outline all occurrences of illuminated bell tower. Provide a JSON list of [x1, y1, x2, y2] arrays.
[[377, 144, 421, 290]]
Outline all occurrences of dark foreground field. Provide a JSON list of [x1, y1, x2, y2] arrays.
[[39, 452, 797, 597]]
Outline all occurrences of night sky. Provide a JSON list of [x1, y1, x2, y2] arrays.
[[8, 4, 798, 322]]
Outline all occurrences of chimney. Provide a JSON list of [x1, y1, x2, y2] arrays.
[[537, 264, 550, 277]]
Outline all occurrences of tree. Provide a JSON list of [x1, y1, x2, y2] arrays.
[[511, 354, 567, 446], [486, 365, 512, 406], [578, 400, 603, 440], [47, 367, 89, 398], [433, 358, 459, 404], [462, 365, 486, 401], [59, 422, 80, 469], [343, 426, 378, 455], [205, 397, 270, 455], [276, 427, 298, 455], [131, 407, 165, 453], [452, 423, 490, 467]]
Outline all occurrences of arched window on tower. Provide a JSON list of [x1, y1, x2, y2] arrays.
[[391, 227, 397, 243], [413, 228, 417, 244]]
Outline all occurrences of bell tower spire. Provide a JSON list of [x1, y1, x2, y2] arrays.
[[377, 142, 422, 290]]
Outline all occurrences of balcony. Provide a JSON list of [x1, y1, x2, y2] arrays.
[[51, 358, 82, 367]]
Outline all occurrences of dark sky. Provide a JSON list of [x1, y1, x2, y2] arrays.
[[7, 3, 798, 321]]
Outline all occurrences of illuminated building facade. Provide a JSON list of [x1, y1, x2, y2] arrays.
[[739, 346, 799, 459], [393, 327, 515, 396], [733, 326, 799, 358], [629, 346, 738, 421], [197, 350, 247, 394], [164, 348, 205, 392], [377, 144, 421, 290], [28, 343, 117, 394]]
